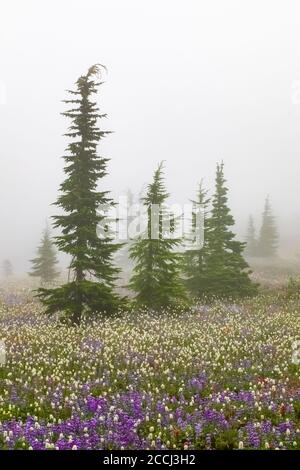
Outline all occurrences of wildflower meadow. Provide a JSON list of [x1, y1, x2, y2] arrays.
[[0, 286, 300, 450]]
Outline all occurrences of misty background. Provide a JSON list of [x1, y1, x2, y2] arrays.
[[1, 0, 300, 274]]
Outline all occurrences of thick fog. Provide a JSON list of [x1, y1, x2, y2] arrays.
[[1, 0, 300, 273]]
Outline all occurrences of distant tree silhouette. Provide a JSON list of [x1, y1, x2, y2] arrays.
[[2, 259, 13, 278], [257, 196, 278, 258], [184, 180, 210, 298], [115, 189, 137, 284], [29, 224, 59, 285]]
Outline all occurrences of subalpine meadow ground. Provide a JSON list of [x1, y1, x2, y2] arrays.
[[0, 271, 300, 450]]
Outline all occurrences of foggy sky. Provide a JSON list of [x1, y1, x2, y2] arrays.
[[1, 0, 300, 273]]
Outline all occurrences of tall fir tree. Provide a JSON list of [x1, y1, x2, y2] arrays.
[[2, 259, 13, 278], [245, 215, 258, 257], [257, 196, 278, 258], [184, 180, 210, 297], [129, 162, 187, 309], [37, 65, 121, 323], [29, 224, 59, 285], [203, 162, 258, 299]]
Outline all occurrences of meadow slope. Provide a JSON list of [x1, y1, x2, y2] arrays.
[[0, 289, 300, 450]]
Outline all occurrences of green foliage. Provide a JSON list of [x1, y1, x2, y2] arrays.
[[184, 180, 210, 297], [29, 224, 59, 285], [37, 280, 121, 321], [201, 162, 258, 299], [129, 162, 188, 309], [37, 65, 122, 323], [213, 429, 238, 450], [280, 277, 300, 301], [257, 196, 278, 258], [2, 259, 13, 277]]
